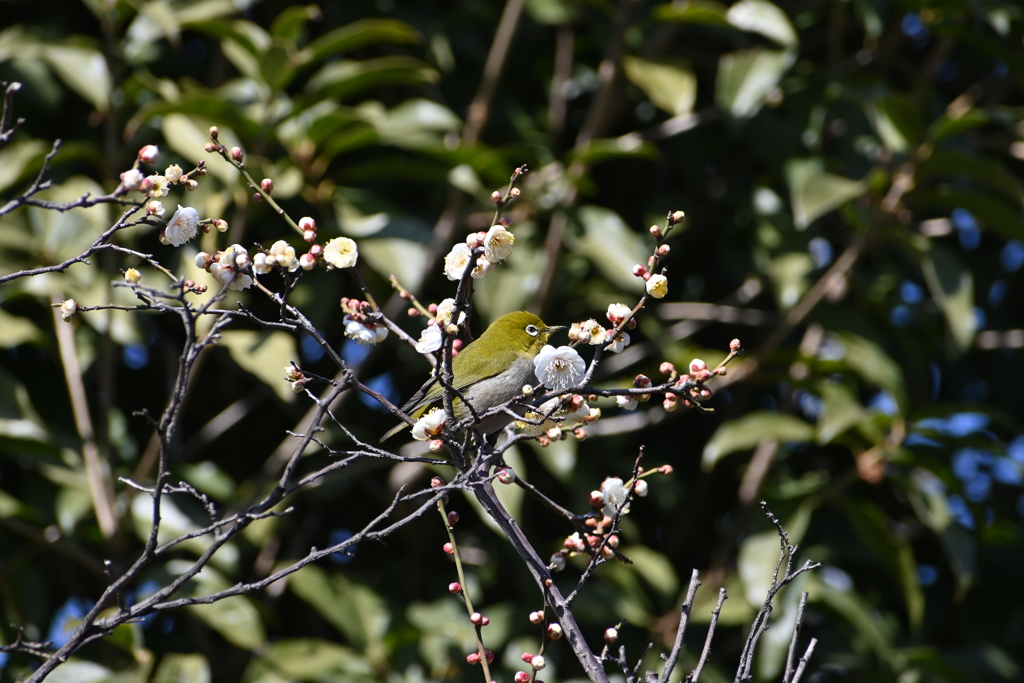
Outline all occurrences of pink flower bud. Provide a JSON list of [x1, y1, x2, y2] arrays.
[[530, 655, 546, 670], [549, 551, 567, 571], [632, 264, 647, 278], [481, 616, 490, 626], [300, 253, 317, 270], [634, 374, 652, 388], [252, 192, 263, 202], [547, 623, 562, 640], [510, 187, 521, 197], [138, 145, 159, 163], [299, 216, 316, 232], [209, 126, 219, 139], [485, 649, 494, 664], [604, 627, 619, 642], [529, 612, 544, 625], [204, 142, 218, 153], [689, 359, 707, 374], [670, 210, 685, 224], [230, 146, 244, 162], [431, 477, 444, 488], [515, 671, 530, 683], [471, 612, 484, 625], [694, 369, 711, 382], [573, 427, 588, 441], [443, 542, 454, 555], [649, 224, 662, 237], [213, 218, 228, 232], [663, 396, 678, 412], [730, 338, 742, 353], [309, 243, 323, 258], [490, 190, 502, 204], [121, 169, 144, 190], [660, 465, 674, 475], [447, 511, 460, 526], [260, 178, 274, 193], [448, 582, 462, 594], [428, 439, 444, 452], [590, 491, 605, 508], [496, 468, 516, 484], [303, 229, 316, 242], [466, 653, 481, 665], [657, 244, 671, 255], [521, 652, 534, 663]]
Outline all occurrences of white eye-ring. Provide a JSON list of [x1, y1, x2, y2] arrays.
[[525, 324, 539, 336]]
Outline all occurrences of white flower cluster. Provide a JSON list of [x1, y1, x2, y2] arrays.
[[254, 240, 300, 274], [443, 225, 515, 281], [344, 315, 389, 346], [194, 245, 254, 291]]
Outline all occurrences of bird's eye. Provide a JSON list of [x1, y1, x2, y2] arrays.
[[525, 324, 539, 336]]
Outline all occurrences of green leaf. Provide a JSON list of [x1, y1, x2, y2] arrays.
[[180, 565, 266, 651], [767, 252, 813, 309], [833, 332, 908, 409], [702, 411, 813, 470], [304, 57, 439, 104], [44, 659, 113, 683], [622, 56, 697, 116], [716, 46, 794, 118], [243, 639, 373, 683], [624, 545, 679, 597], [785, 158, 867, 230], [921, 246, 977, 355], [0, 309, 44, 348], [568, 136, 660, 164], [916, 149, 1024, 208], [574, 205, 651, 292], [302, 19, 420, 65], [218, 330, 299, 403], [154, 653, 211, 683], [288, 565, 390, 652], [653, 0, 730, 26], [524, 0, 580, 25], [0, 139, 48, 194], [40, 43, 111, 111], [865, 94, 924, 153], [810, 574, 898, 666], [260, 43, 296, 91], [269, 5, 321, 41], [726, 0, 798, 48], [816, 381, 870, 445], [840, 499, 925, 630]]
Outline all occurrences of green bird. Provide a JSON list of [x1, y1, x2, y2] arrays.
[[381, 311, 564, 441]]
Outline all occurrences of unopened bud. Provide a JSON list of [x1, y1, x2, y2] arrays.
[[660, 465, 674, 475], [634, 480, 649, 497], [730, 338, 742, 353], [291, 378, 307, 393], [547, 623, 562, 640], [447, 511, 459, 526], [58, 299, 78, 321], [443, 542, 454, 555], [448, 582, 462, 594], [496, 468, 516, 484], [260, 178, 274, 193], [632, 264, 647, 278], [515, 671, 531, 683], [490, 190, 502, 204], [531, 655, 546, 671], [549, 551, 567, 571], [252, 192, 263, 202], [299, 253, 317, 270], [428, 439, 444, 452], [510, 187, 521, 198], [573, 427, 588, 441], [209, 126, 219, 139], [670, 210, 685, 224], [590, 490, 605, 508], [522, 384, 534, 396], [649, 224, 662, 237], [123, 268, 142, 284], [466, 653, 480, 665], [204, 142, 218, 153], [604, 627, 619, 642], [529, 612, 544, 625], [689, 359, 707, 374], [309, 243, 323, 258], [303, 229, 316, 242], [659, 362, 675, 375], [230, 146, 244, 162], [138, 145, 159, 163], [214, 219, 228, 232], [634, 374, 652, 388], [657, 244, 670, 256]]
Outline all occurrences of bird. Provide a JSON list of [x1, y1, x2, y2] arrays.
[[381, 310, 564, 442]]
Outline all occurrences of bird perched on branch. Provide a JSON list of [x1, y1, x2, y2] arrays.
[[381, 310, 564, 442]]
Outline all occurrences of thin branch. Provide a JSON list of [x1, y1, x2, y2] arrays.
[[658, 569, 701, 683], [789, 639, 818, 683], [783, 592, 810, 683], [687, 588, 728, 683]]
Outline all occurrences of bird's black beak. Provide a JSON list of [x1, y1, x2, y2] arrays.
[[544, 325, 568, 335]]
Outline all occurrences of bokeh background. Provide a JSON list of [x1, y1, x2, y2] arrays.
[[1, 0, 1023, 681]]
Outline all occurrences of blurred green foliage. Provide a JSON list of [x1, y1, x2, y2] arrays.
[[1, 0, 1023, 681]]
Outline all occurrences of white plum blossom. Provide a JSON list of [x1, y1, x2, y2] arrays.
[[253, 252, 273, 275], [578, 319, 607, 345], [616, 395, 638, 411], [607, 332, 630, 354], [145, 200, 166, 218], [146, 174, 169, 198], [164, 164, 183, 183], [269, 240, 300, 272], [345, 316, 388, 346], [646, 273, 668, 299], [121, 169, 144, 191], [483, 224, 515, 263], [444, 243, 472, 281], [435, 298, 466, 326], [164, 205, 200, 246], [411, 408, 446, 441], [634, 479, 649, 497], [471, 256, 491, 278], [600, 477, 630, 517], [415, 324, 443, 354], [606, 303, 631, 325], [209, 245, 253, 290], [533, 345, 586, 391], [59, 299, 77, 321], [323, 237, 358, 269]]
